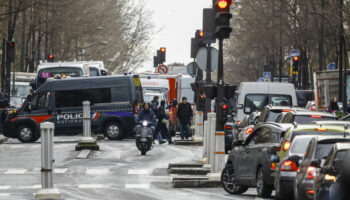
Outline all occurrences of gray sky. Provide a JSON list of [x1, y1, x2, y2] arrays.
[[143, 0, 212, 71]]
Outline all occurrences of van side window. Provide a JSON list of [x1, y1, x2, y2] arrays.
[[84, 88, 111, 104], [111, 87, 130, 103], [31, 92, 50, 110], [55, 90, 83, 108]]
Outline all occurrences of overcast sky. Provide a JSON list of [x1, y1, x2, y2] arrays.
[[143, 0, 212, 70]]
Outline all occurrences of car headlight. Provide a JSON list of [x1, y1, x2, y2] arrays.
[[142, 121, 148, 126], [325, 174, 336, 182]]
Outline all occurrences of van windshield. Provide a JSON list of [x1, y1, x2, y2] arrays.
[[37, 67, 83, 88], [244, 94, 292, 114]]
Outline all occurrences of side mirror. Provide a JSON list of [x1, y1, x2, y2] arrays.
[[310, 159, 321, 168], [233, 140, 243, 146], [238, 104, 243, 109], [267, 146, 277, 155]]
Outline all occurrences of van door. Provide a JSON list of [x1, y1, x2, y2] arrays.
[[29, 91, 54, 124], [54, 89, 83, 134]]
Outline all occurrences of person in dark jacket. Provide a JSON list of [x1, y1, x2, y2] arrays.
[[136, 102, 157, 136], [328, 97, 339, 113], [0, 91, 8, 134], [157, 100, 172, 144], [177, 97, 193, 140], [151, 96, 159, 114], [26, 89, 34, 102]]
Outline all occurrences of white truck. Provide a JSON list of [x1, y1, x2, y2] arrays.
[[10, 72, 36, 108]]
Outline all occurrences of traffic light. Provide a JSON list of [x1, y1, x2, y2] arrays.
[[47, 53, 54, 62], [292, 56, 299, 71], [191, 30, 206, 58], [203, 8, 216, 43], [219, 98, 230, 122], [6, 41, 15, 63], [153, 56, 160, 68], [198, 92, 206, 111], [160, 47, 166, 63], [213, 0, 232, 39]]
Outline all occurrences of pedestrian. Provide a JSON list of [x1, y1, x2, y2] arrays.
[[0, 91, 8, 134], [26, 89, 34, 102], [177, 97, 193, 140], [151, 96, 165, 144], [157, 100, 172, 144], [328, 97, 339, 113], [151, 96, 159, 114], [136, 102, 157, 137]]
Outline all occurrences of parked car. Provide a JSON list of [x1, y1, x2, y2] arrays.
[[295, 136, 350, 200], [280, 111, 337, 124], [274, 135, 315, 200], [314, 143, 350, 200], [258, 105, 306, 124], [221, 123, 291, 198], [235, 82, 298, 124]]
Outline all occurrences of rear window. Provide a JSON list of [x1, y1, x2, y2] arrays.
[[335, 150, 348, 160], [266, 110, 282, 122], [244, 94, 292, 114], [294, 115, 337, 124], [291, 137, 313, 155], [315, 143, 335, 159], [270, 95, 292, 106]]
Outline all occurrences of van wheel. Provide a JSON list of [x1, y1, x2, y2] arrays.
[[104, 122, 124, 140], [17, 125, 37, 143], [221, 164, 249, 194], [256, 167, 273, 198]]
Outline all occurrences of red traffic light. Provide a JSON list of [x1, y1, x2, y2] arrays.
[[293, 56, 299, 61], [160, 48, 166, 53], [48, 54, 53, 59], [8, 42, 14, 48], [222, 104, 228, 110], [217, 0, 229, 9], [200, 94, 205, 99], [199, 31, 204, 38]]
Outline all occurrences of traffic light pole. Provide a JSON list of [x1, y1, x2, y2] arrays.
[[204, 44, 212, 120], [216, 38, 224, 131]]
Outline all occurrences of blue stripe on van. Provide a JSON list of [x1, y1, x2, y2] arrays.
[[105, 112, 133, 117]]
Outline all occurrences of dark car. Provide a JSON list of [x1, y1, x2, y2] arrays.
[[295, 136, 350, 200], [274, 135, 315, 200], [281, 111, 337, 124], [221, 123, 290, 198], [4, 75, 143, 142], [258, 105, 306, 124], [315, 143, 350, 200], [296, 90, 314, 107]]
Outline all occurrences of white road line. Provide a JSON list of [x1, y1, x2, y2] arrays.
[[125, 184, 150, 189], [4, 169, 27, 174], [32, 185, 41, 189], [78, 184, 108, 189], [0, 186, 10, 190], [86, 168, 109, 175], [0, 193, 10, 196], [54, 168, 68, 174], [127, 169, 149, 175]]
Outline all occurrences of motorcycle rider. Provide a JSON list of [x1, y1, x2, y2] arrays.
[[136, 102, 157, 136]]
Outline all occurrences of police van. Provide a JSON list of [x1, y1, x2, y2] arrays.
[[4, 75, 143, 142]]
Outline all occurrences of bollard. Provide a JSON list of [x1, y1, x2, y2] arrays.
[[203, 120, 208, 158], [35, 122, 61, 200], [213, 131, 225, 173], [196, 112, 204, 138], [83, 101, 91, 137], [75, 101, 99, 151], [208, 113, 216, 170]]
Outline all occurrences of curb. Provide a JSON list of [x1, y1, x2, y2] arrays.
[[0, 135, 8, 144], [172, 179, 221, 188], [174, 140, 203, 146], [169, 167, 210, 175], [168, 163, 203, 168]]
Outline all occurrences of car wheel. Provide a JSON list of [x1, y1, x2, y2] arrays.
[[221, 164, 249, 194], [256, 167, 273, 198], [17, 125, 37, 143], [104, 122, 124, 140]]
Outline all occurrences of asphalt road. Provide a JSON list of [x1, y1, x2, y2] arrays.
[[0, 136, 273, 200]]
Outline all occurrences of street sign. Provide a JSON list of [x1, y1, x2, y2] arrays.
[[186, 62, 197, 75], [258, 77, 264, 82], [263, 72, 271, 81], [289, 49, 300, 59], [327, 63, 336, 71], [195, 47, 218, 72], [157, 65, 168, 74]]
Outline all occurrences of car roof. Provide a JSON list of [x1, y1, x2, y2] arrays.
[[259, 122, 293, 131], [314, 135, 350, 143], [290, 111, 335, 117], [293, 124, 350, 132], [314, 121, 350, 126], [334, 143, 350, 151]]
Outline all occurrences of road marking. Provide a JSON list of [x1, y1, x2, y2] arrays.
[[78, 184, 108, 189], [4, 169, 27, 174], [54, 168, 68, 174], [86, 168, 109, 175], [125, 184, 150, 189], [128, 169, 149, 175], [0, 186, 10, 190], [0, 193, 10, 196], [32, 185, 41, 189]]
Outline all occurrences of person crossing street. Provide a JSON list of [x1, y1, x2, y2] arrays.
[[177, 97, 192, 140]]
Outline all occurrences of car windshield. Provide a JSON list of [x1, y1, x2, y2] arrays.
[[269, 95, 292, 106], [294, 115, 337, 124], [291, 137, 313, 155], [89, 67, 99, 76], [244, 94, 292, 114], [10, 84, 31, 97]]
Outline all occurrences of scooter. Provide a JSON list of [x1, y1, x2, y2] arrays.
[[135, 120, 153, 155]]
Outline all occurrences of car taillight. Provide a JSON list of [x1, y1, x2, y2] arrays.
[[276, 145, 281, 151], [245, 128, 253, 135], [236, 121, 241, 125], [311, 105, 316, 111], [271, 162, 276, 170], [283, 141, 291, 151], [315, 128, 327, 132], [225, 125, 233, 130], [282, 109, 292, 112], [280, 160, 298, 171], [310, 115, 323, 118], [307, 167, 316, 180]]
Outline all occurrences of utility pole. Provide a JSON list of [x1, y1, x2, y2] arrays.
[[278, 0, 283, 82], [6, 0, 13, 99], [318, 0, 325, 71], [339, 0, 344, 103]]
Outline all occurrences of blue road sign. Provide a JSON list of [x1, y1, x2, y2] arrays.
[[258, 77, 264, 82], [263, 72, 271, 80], [290, 49, 300, 59], [327, 63, 336, 71]]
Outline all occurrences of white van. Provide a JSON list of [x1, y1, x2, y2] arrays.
[[235, 82, 298, 123]]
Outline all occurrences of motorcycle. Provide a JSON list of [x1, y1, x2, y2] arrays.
[[135, 120, 153, 155]]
